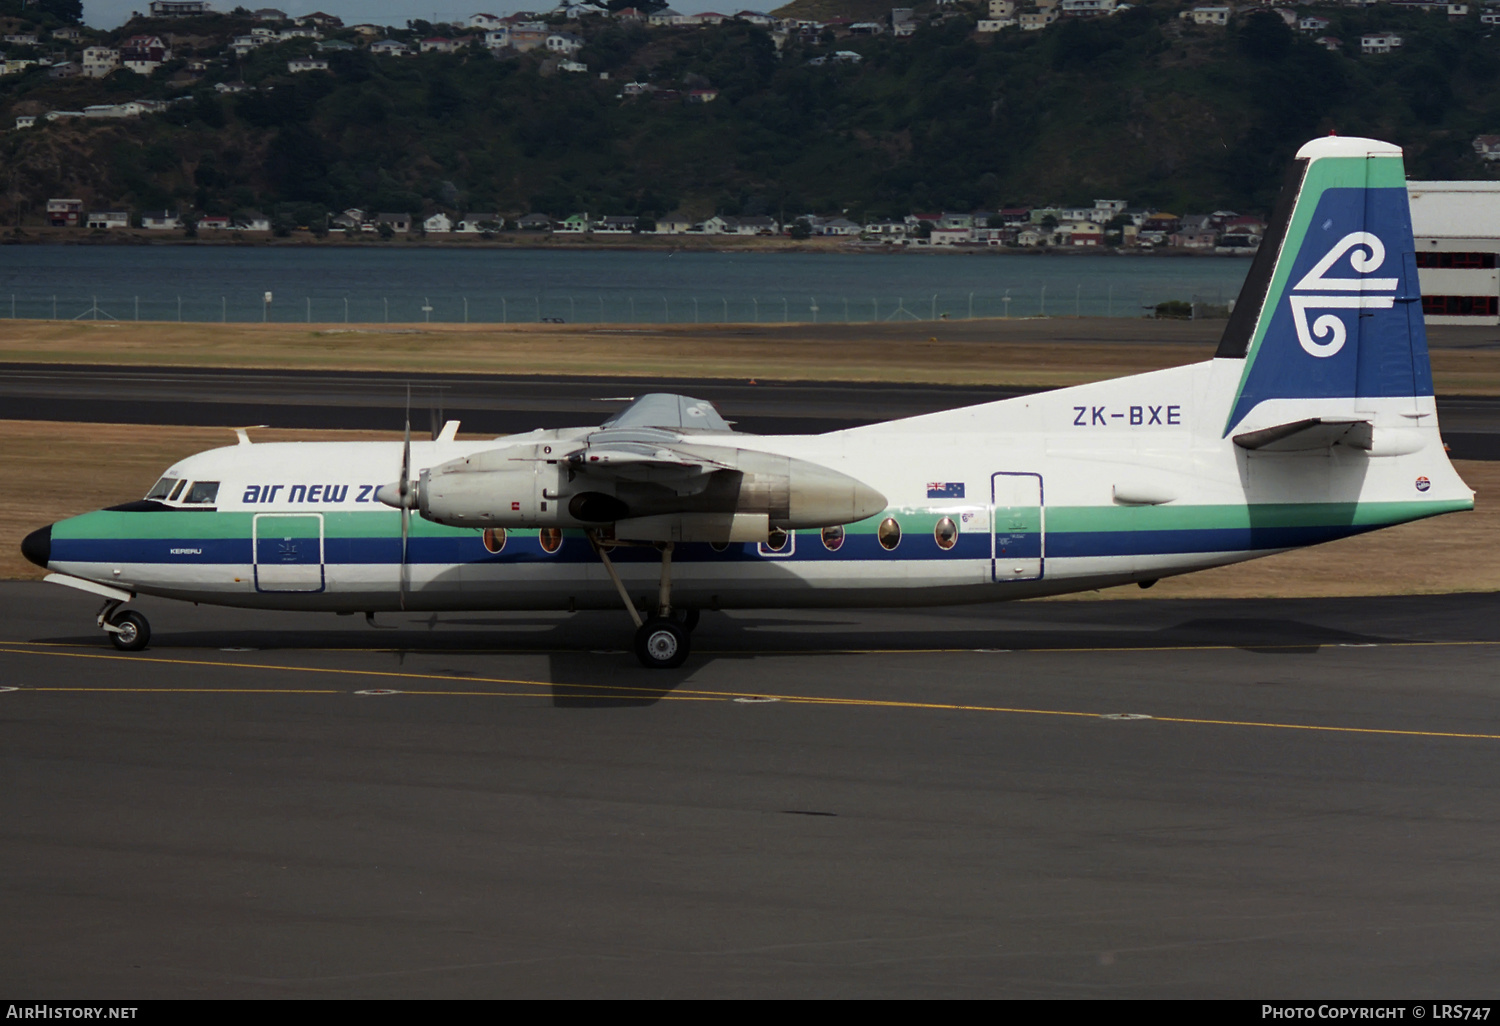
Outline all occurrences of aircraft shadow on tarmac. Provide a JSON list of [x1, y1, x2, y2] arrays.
[[29, 609, 1408, 707]]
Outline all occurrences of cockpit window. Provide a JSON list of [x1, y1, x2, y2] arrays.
[[146, 477, 179, 500], [182, 481, 220, 505], [168, 479, 187, 501]]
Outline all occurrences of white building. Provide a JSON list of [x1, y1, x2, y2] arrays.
[[1183, 6, 1230, 26], [1408, 181, 1500, 325], [287, 58, 329, 73], [1360, 32, 1403, 54], [81, 47, 119, 78], [86, 211, 130, 228]]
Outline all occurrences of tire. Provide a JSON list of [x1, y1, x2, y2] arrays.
[[108, 610, 150, 652], [634, 617, 689, 669], [677, 608, 701, 633]]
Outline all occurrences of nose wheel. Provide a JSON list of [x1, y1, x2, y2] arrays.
[[102, 606, 150, 651]]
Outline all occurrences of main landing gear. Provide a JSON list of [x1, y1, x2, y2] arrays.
[[588, 532, 698, 669], [97, 599, 150, 652]]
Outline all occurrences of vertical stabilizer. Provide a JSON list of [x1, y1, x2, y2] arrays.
[[1218, 137, 1431, 434]]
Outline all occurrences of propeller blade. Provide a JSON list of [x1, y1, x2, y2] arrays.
[[399, 404, 411, 611]]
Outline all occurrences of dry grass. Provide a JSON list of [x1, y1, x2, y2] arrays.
[[1, 419, 1492, 598], [4, 318, 1498, 391]]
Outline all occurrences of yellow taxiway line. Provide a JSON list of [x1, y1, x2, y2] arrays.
[[2, 642, 1499, 742]]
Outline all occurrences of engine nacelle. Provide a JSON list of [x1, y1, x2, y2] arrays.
[[400, 441, 887, 537], [414, 445, 573, 528]]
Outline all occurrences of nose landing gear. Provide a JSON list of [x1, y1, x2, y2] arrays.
[[97, 599, 150, 652]]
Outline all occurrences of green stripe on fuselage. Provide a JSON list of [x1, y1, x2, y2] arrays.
[[52, 497, 1470, 544]]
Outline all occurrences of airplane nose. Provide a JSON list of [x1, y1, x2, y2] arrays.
[[21, 524, 51, 568]]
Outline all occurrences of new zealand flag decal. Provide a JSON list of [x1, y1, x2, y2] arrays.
[[927, 482, 965, 499]]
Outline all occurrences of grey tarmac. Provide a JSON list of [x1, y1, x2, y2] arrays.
[[4, 362, 1500, 458], [1, 581, 1498, 997]]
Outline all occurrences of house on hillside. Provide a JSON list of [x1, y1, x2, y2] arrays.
[[546, 32, 584, 54], [423, 212, 454, 233], [457, 213, 501, 233], [234, 212, 271, 232], [46, 199, 83, 227], [370, 40, 411, 56], [517, 213, 554, 230], [86, 211, 130, 229], [376, 213, 411, 232], [149, 1, 212, 15], [81, 47, 119, 77], [287, 58, 329, 73], [1361, 32, 1402, 53], [654, 214, 694, 234], [120, 35, 171, 75], [1182, 6, 1230, 26], [141, 211, 182, 230]]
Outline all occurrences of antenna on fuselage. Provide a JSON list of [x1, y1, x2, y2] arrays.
[[233, 424, 268, 446]]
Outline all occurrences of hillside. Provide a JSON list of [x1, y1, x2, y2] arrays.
[[1, 3, 1498, 224]]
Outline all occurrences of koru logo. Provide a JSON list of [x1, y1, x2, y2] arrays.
[[1289, 232, 1398, 358]]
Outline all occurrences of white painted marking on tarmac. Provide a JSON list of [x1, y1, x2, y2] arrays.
[[972, 648, 1010, 653], [1100, 713, 1152, 720], [1338, 643, 1379, 648], [734, 696, 780, 704], [220, 647, 258, 652], [354, 688, 403, 696], [0, 686, 17, 692]]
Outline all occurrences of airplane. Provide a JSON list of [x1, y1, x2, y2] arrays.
[[19, 135, 1475, 668]]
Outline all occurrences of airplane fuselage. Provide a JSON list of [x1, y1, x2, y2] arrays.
[[38, 358, 1473, 614]]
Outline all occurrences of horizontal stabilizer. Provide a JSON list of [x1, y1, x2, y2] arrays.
[[1232, 417, 1369, 452]]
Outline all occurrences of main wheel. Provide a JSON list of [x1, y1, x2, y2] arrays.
[[634, 617, 689, 669], [108, 610, 150, 652]]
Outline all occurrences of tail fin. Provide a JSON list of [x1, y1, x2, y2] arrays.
[[1218, 136, 1431, 435]]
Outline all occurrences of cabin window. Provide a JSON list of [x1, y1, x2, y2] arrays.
[[538, 527, 563, 553], [934, 517, 957, 551], [167, 479, 187, 501], [182, 481, 220, 505], [877, 517, 901, 550], [146, 477, 179, 500], [482, 527, 507, 554], [765, 528, 789, 551], [821, 525, 845, 551]]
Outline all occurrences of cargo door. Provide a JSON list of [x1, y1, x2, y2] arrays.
[[991, 473, 1043, 583], [254, 513, 325, 593]]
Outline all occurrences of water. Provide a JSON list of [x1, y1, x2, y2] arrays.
[[0, 245, 1251, 324]]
